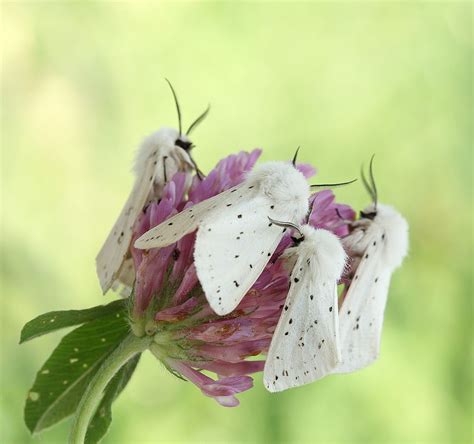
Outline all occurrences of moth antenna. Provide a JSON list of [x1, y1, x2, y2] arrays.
[[165, 78, 182, 135], [310, 178, 358, 189], [306, 197, 317, 222], [368, 154, 378, 210], [186, 104, 211, 135], [360, 163, 376, 203], [268, 217, 304, 239], [292, 146, 301, 166], [360, 157, 377, 203]]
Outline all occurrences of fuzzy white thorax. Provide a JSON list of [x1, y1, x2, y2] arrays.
[[347, 203, 409, 271], [96, 126, 194, 295], [246, 161, 310, 223], [134, 127, 192, 177], [283, 225, 346, 280]]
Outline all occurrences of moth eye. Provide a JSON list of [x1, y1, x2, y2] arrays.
[[175, 138, 192, 151]]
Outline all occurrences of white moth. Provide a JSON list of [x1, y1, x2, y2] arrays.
[[134, 160, 311, 315], [263, 221, 346, 392], [96, 81, 209, 295], [334, 158, 409, 374]]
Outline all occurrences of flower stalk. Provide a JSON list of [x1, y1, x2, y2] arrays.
[[68, 334, 152, 444]]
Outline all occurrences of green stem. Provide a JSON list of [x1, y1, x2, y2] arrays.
[[69, 334, 151, 444]]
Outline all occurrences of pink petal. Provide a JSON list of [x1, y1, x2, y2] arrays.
[[155, 297, 200, 322]]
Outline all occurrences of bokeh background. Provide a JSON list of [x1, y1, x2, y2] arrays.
[[1, 2, 472, 443]]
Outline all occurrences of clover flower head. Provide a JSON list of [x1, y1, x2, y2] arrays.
[[129, 149, 354, 406]]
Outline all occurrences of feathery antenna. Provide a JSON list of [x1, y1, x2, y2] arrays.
[[310, 178, 358, 189], [292, 146, 301, 166], [268, 217, 303, 238], [361, 154, 377, 208], [368, 154, 377, 209], [165, 78, 182, 135], [186, 104, 211, 135], [306, 197, 317, 222]]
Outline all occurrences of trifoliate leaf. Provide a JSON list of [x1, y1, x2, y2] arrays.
[[20, 299, 127, 344], [85, 354, 141, 444], [24, 309, 129, 434]]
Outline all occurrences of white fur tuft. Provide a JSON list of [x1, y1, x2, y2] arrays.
[[133, 127, 191, 176], [371, 204, 409, 270], [246, 162, 310, 223], [300, 226, 347, 281]]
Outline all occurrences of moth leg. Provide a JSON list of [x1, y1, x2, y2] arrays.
[[163, 156, 168, 182], [189, 154, 205, 180]]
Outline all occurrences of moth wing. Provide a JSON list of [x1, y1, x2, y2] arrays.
[[264, 252, 341, 392], [335, 227, 392, 373], [134, 184, 246, 250], [110, 257, 135, 297], [195, 194, 289, 316], [96, 149, 160, 294]]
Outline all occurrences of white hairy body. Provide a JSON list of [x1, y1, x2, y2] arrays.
[[96, 127, 193, 295], [134, 161, 310, 315], [334, 203, 409, 373], [264, 226, 346, 392]]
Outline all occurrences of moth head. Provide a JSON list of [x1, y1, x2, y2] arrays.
[[165, 79, 210, 178], [175, 134, 193, 152], [174, 100, 210, 152], [360, 207, 377, 220], [166, 79, 210, 141], [268, 217, 304, 246], [291, 235, 304, 247]]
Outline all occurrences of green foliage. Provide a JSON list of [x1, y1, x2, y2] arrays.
[[23, 307, 130, 434], [20, 299, 126, 344]]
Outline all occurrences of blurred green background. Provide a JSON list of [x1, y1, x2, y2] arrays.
[[1, 2, 472, 443]]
